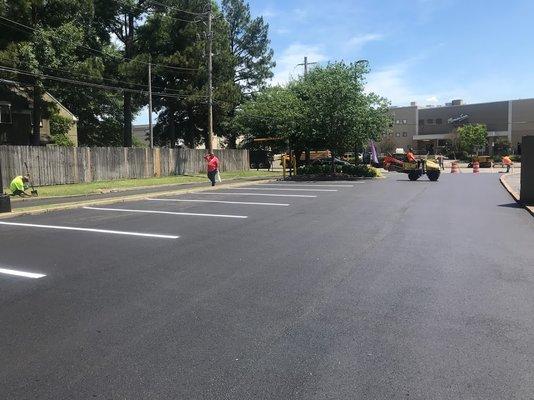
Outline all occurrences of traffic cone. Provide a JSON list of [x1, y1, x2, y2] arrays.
[[472, 161, 480, 173], [451, 162, 460, 173]]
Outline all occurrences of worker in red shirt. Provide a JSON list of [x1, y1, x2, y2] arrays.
[[406, 148, 417, 163], [204, 152, 220, 186]]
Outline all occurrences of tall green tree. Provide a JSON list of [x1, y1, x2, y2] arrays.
[[138, 0, 236, 148], [0, 0, 95, 144], [99, 0, 149, 147], [0, 0, 126, 146], [221, 0, 275, 148], [233, 86, 303, 149], [234, 61, 391, 169]]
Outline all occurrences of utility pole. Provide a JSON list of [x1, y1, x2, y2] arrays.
[[148, 56, 154, 149], [0, 155, 11, 213], [207, 2, 214, 153], [296, 56, 317, 76]]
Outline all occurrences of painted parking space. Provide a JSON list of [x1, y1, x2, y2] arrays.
[[0, 267, 46, 279], [194, 192, 318, 198], [83, 206, 249, 219], [0, 221, 179, 239], [147, 198, 291, 207], [254, 183, 357, 187], [232, 187, 339, 192]]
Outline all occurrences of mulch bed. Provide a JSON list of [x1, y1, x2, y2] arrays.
[[279, 173, 376, 181]]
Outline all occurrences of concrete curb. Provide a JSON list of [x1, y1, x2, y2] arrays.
[[500, 173, 534, 217], [0, 179, 275, 220]]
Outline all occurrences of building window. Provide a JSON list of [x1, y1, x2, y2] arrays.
[[436, 118, 443, 125], [402, 119, 407, 124], [402, 132, 407, 137], [396, 133, 400, 137], [427, 119, 434, 125], [419, 119, 424, 126]]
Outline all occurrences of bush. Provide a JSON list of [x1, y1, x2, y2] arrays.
[[50, 114, 74, 147], [298, 164, 380, 177], [510, 155, 521, 162]]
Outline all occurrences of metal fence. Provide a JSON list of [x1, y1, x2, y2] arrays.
[[0, 146, 249, 187]]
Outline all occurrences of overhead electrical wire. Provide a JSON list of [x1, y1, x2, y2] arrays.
[[144, 0, 209, 16], [0, 65, 209, 100]]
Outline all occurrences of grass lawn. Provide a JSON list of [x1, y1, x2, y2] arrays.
[[7, 170, 281, 198]]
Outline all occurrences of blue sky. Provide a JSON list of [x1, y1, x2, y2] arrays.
[[135, 0, 534, 124], [251, 0, 534, 106]]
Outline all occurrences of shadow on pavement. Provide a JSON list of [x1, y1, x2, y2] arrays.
[[395, 179, 438, 183], [498, 203, 522, 208]]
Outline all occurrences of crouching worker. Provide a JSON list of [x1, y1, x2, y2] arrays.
[[10, 175, 31, 197]]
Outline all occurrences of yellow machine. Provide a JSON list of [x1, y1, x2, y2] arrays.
[[402, 159, 441, 181]]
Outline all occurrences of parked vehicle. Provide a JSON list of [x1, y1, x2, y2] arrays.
[[250, 150, 272, 169]]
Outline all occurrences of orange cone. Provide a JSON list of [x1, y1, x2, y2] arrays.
[[472, 161, 480, 173], [451, 162, 460, 173]]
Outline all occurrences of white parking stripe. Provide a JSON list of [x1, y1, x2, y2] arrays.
[[0, 268, 46, 279], [84, 206, 248, 219], [233, 187, 338, 192], [147, 198, 290, 207], [197, 192, 317, 198], [0, 221, 179, 239], [256, 183, 354, 188]]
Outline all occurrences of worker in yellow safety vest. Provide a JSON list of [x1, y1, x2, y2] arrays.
[[10, 175, 31, 197]]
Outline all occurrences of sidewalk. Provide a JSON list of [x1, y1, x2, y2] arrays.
[[500, 172, 534, 217], [2, 175, 279, 218], [442, 161, 520, 174]]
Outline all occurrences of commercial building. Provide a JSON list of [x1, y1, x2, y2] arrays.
[[385, 98, 534, 154]]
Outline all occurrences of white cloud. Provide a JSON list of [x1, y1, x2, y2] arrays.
[[274, 28, 290, 36], [346, 33, 384, 50], [271, 43, 327, 86], [366, 60, 450, 106], [260, 8, 277, 18], [292, 8, 309, 22], [366, 58, 527, 107]]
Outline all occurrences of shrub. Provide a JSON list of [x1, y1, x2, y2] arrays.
[[50, 114, 74, 147], [298, 164, 380, 177], [510, 155, 521, 162]]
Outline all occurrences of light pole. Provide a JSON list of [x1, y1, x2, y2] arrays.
[[354, 59, 369, 164]]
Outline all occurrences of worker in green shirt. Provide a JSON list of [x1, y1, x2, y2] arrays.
[[10, 175, 31, 197]]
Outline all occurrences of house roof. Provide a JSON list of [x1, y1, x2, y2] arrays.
[[0, 80, 78, 122]]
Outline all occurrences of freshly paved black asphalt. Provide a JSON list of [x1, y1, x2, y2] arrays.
[[1, 174, 533, 399], [8, 176, 273, 209]]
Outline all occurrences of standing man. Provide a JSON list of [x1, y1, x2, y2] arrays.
[[204, 152, 220, 186], [437, 153, 445, 170], [10, 175, 31, 197]]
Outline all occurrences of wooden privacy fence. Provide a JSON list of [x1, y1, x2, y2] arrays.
[[0, 146, 249, 187]]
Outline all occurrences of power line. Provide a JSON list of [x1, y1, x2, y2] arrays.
[[0, 53, 188, 95], [0, 16, 201, 73], [0, 65, 208, 99], [144, 0, 209, 16]]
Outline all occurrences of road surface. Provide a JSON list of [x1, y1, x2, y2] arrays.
[[1, 174, 533, 399]]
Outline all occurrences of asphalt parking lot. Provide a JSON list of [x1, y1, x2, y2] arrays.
[[1, 175, 534, 399]]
